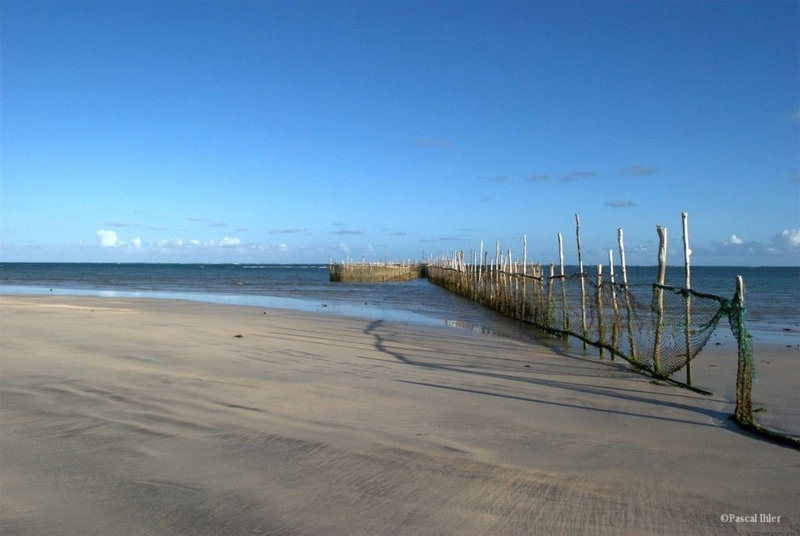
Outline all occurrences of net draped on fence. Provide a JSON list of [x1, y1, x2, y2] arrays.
[[426, 264, 749, 379]]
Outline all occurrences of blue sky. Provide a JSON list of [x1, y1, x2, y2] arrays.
[[2, 0, 798, 266]]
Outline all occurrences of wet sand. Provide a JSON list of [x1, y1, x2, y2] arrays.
[[1, 295, 797, 535]]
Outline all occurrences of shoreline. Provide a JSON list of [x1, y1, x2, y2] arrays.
[[2, 295, 798, 534], [4, 284, 799, 357], [3, 292, 798, 430]]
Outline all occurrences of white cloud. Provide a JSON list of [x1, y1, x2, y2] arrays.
[[279, 243, 289, 252], [727, 234, 743, 245], [154, 238, 185, 248], [700, 228, 799, 260], [776, 229, 800, 248], [96, 229, 119, 247], [91, 229, 256, 256], [339, 242, 350, 254]]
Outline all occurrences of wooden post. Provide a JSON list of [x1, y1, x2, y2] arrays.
[[498, 249, 504, 311], [619, 228, 637, 362], [483, 250, 488, 301], [489, 250, 495, 306], [618, 229, 628, 287], [652, 225, 667, 375], [484, 250, 490, 305], [494, 243, 501, 310], [682, 211, 693, 386], [558, 232, 568, 334], [470, 249, 475, 275], [596, 264, 604, 358], [478, 240, 484, 280], [576, 214, 587, 349], [546, 263, 554, 327], [509, 249, 515, 317], [512, 248, 517, 317], [474, 251, 479, 300], [521, 235, 528, 320], [608, 249, 619, 361], [522, 235, 527, 276], [733, 275, 753, 425]]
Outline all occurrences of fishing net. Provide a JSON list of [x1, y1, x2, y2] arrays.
[[426, 266, 753, 381]]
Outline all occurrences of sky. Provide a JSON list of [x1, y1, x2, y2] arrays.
[[1, 0, 798, 266]]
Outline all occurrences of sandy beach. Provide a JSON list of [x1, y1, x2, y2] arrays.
[[1, 295, 797, 535]]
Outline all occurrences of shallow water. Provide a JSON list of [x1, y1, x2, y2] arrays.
[[1, 263, 798, 350]]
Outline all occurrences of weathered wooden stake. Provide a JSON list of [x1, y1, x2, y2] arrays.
[[608, 249, 619, 361], [522, 235, 528, 320], [682, 211, 693, 386], [733, 275, 753, 425], [576, 214, 587, 349], [522, 235, 527, 276], [596, 264, 604, 358], [619, 228, 637, 362], [547, 263, 555, 327], [653, 225, 667, 375], [478, 240, 484, 280], [509, 249, 515, 317], [558, 232, 568, 334]]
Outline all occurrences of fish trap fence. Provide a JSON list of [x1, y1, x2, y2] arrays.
[[425, 265, 748, 381], [420, 211, 795, 445], [328, 262, 426, 282]]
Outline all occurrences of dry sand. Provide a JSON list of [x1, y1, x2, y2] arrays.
[[1, 295, 797, 535]]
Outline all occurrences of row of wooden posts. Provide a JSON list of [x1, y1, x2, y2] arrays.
[[427, 214, 687, 372], [423, 212, 753, 426]]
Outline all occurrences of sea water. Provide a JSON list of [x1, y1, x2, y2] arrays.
[[1, 263, 798, 349]]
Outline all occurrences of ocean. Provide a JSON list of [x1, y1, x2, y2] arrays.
[[1, 263, 798, 350]]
